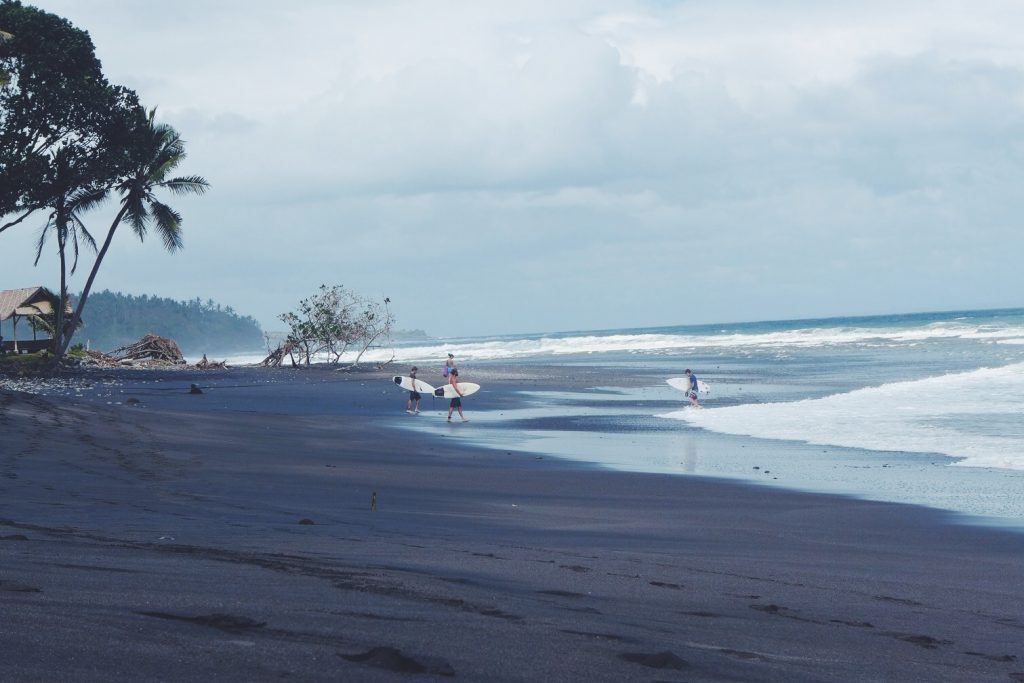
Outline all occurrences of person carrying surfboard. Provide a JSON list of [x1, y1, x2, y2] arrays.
[[685, 369, 700, 407], [446, 368, 468, 422], [406, 366, 422, 414]]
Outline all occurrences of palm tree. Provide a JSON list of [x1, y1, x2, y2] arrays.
[[32, 146, 106, 353], [60, 108, 208, 356]]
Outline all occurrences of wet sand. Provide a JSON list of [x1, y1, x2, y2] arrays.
[[1, 365, 1023, 681]]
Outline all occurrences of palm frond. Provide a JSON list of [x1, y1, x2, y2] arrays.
[[69, 224, 82, 274], [122, 190, 149, 237], [161, 175, 210, 196], [149, 200, 183, 251], [33, 221, 51, 266], [71, 213, 97, 253], [68, 186, 110, 214], [152, 148, 186, 183]]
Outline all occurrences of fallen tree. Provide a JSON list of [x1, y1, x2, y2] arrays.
[[260, 340, 299, 368]]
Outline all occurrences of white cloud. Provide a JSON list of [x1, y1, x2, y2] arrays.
[[4, 0, 1023, 337]]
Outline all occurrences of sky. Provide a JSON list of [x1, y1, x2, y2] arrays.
[[3, 0, 1023, 337]]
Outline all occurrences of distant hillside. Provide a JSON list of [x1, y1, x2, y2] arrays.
[[76, 290, 263, 355]]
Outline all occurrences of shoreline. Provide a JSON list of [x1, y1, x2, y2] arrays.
[[6, 360, 1024, 526], [5, 359, 1024, 525], [2, 365, 1023, 680]]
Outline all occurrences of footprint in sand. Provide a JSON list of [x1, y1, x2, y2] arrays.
[[340, 646, 455, 676], [618, 651, 688, 670]]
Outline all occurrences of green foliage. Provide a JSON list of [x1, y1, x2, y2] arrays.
[[278, 285, 394, 365], [77, 290, 263, 355], [0, 1, 147, 365], [0, 0, 143, 226], [0, 348, 51, 374]]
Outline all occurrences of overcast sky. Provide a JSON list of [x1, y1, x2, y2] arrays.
[[4, 0, 1023, 337]]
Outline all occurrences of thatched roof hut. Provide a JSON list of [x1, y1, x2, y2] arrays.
[[0, 286, 72, 353]]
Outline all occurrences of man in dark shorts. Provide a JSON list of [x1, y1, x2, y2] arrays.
[[406, 366, 421, 414], [684, 368, 700, 407], [446, 368, 468, 422]]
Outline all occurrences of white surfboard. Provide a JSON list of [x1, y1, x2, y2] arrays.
[[393, 376, 435, 393], [667, 377, 710, 394], [433, 382, 481, 399]]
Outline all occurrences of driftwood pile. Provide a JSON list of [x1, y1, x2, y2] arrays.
[[112, 334, 186, 365], [73, 334, 224, 369]]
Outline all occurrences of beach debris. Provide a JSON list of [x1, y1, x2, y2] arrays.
[[80, 349, 118, 365], [189, 384, 203, 395], [370, 491, 377, 511], [196, 353, 227, 369], [111, 334, 187, 365], [68, 340, 223, 370], [298, 518, 314, 525]]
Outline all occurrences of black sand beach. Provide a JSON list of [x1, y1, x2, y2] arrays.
[[2, 364, 1023, 681]]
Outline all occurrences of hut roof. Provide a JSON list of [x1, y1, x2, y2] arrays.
[[0, 286, 66, 321]]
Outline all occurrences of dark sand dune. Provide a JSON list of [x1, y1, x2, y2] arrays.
[[1, 367, 1022, 681]]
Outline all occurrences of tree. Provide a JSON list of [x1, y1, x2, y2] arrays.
[[278, 286, 395, 367], [1, 1, 143, 360], [59, 108, 209, 356], [74, 290, 262, 354], [0, 1, 141, 233], [30, 146, 106, 354], [350, 296, 395, 367]]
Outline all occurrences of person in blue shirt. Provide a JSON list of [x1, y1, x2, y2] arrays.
[[684, 368, 700, 407]]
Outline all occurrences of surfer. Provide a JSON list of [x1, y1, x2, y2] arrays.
[[443, 353, 456, 378], [684, 369, 700, 407], [446, 368, 468, 422], [406, 366, 421, 414]]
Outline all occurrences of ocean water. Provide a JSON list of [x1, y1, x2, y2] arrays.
[[371, 309, 1024, 466], [234, 309, 1024, 472], [380, 308, 1024, 524]]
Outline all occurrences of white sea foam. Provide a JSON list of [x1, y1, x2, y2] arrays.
[[216, 319, 1024, 366], [664, 363, 1024, 470]]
